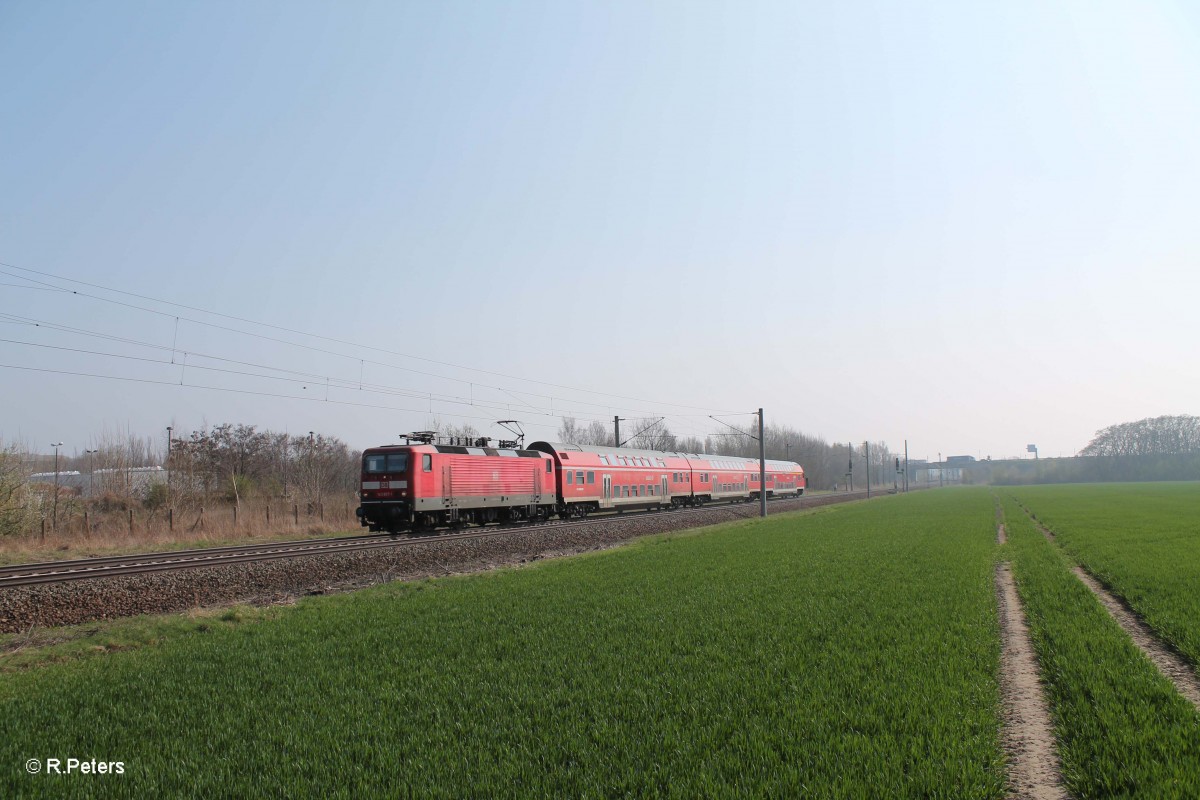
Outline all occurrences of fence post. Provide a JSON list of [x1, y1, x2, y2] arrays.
[[266, 505, 271, 525], [293, 504, 299, 525], [84, 511, 90, 539], [169, 507, 174, 532], [128, 508, 134, 535], [199, 506, 205, 530], [319, 503, 324, 521], [41, 518, 45, 542], [233, 504, 238, 528]]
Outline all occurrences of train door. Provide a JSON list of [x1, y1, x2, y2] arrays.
[[602, 474, 612, 509], [661, 476, 669, 501], [442, 463, 456, 521]]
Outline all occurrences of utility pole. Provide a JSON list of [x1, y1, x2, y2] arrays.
[[282, 432, 289, 499], [904, 439, 909, 493], [85, 448, 98, 496], [613, 416, 623, 448], [758, 408, 766, 518], [51, 441, 63, 530], [847, 443, 853, 492], [865, 441, 870, 499], [166, 426, 173, 508]]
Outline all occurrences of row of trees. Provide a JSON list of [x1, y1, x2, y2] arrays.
[[0, 424, 362, 536], [167, 424, 358, 508], [1079, 415, 1200, 458]]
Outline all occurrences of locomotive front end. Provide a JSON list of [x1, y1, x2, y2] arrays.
[[357, 446, 416, 532]]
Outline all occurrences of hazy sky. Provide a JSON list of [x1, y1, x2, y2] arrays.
[[3, 1, 1198, 462]]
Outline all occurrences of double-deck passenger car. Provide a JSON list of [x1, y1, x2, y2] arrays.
[[527, 442, 806, 517], [527, 442, 695, 516]]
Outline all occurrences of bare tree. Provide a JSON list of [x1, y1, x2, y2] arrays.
[[0, 440, 34, 536], [292, 433, 358, 508], [625, 418, 677, 451], [557, 417, 583, 445], [584, 420, 613, 447], [424, 418, 484, 445], [557, 417, 614, 447]]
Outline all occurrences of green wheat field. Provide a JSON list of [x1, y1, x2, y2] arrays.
[[3, 485, 1199, 798]]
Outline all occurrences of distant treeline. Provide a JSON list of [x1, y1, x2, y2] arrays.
[[983, 454, 1200, 485], [979, 415, 1200, 485]]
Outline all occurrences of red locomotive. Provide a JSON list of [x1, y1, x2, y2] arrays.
[[357, 433, 556, 531], [356, 433, 805, 533]]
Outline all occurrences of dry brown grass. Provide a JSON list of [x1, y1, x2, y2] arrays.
[[1, 496, 360, 565]]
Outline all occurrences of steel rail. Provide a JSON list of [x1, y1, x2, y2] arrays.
[[0, 490, 873, 589]]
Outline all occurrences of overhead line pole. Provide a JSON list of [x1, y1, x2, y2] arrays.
[[707, 409, 766, 518], [758, 408, 766, 518], [865, 441, 870, 499], [847, 443, 853, 492]]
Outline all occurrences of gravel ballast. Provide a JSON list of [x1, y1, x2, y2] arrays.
[[0, 493, 869, 632]]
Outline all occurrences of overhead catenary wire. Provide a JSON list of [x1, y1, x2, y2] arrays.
[[0, 316, 726, 424], [0, 291, 735, 421], [0, 337, 699, 427], [0, 362, 549, 425], [0, 261, 741, 414], [0, 263, 772, 447]]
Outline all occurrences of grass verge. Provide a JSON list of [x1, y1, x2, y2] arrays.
[[0, 605, 281, 673]]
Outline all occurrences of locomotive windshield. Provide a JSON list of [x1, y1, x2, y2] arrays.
[[364, 453, 409, 473]]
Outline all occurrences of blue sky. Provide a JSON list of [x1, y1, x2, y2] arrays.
[[2, 1, 1198, 460]]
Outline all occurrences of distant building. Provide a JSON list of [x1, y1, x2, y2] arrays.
[[27, 466, 167, 498]]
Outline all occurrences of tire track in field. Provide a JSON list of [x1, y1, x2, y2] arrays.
[[1015, 501, 1055, 540], [1012, 502, 1200, 711], [995, 562, 1070, 799], [1069, 567, 1200, 710]]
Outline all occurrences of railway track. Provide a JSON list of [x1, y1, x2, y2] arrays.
[[0, 489, 880, 589]]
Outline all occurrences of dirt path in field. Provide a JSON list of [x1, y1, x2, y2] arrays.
[[1011, 502, 1200, 710], [997, 524, 1007, 544], [1025, 509, 1055, 540], [1069, 567, 1200, 710], [995, 562, 1070, 800]]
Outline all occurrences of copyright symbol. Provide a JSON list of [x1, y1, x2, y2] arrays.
[[25, 759, 40, 774]]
